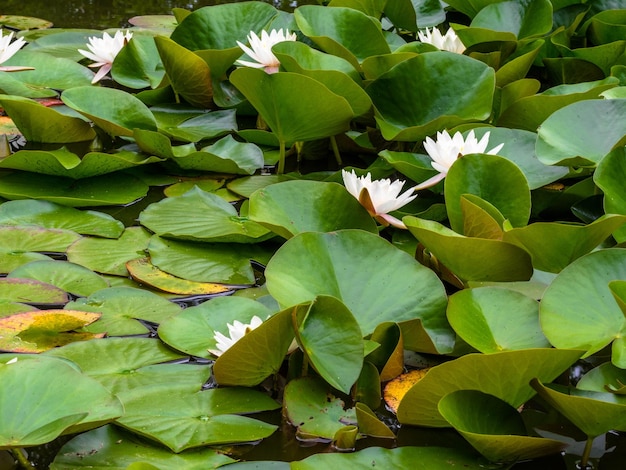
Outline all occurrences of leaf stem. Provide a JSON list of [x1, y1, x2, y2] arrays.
[[277, 140, 286, 174], [580, 435, 594, 469], [330, 135, 342, 166], [11, 448, 32, 469]]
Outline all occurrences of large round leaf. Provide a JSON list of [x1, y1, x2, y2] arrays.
[[0, 354, 123, 448], [0, 225, 80, 254], [404, 217, 533, 282], [0, 199, 123, 238], [540, 249, 626, 366], [447, 287, 549, 353], [535, 99, 626, 167], [367, 53, 495, 141], [230, 68, 354, 144], [249, 180, 377, 239], [264, 230, 452, 353], [116, 386, 279, 452], [595, 147, 626, 242], [470, 0, 553, 39], [64, 287, 182, 336], [112, 35, 165, 89], [62, 86, 157, 137], [396, 348, 582, 427], [140, 187, 271, 243], [0, 172, 149, 207], [438, 390, 566, 462], [445, 154, 531, 233], [51, 425, 235, 470]]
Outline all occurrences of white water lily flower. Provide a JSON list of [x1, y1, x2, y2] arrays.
[[78, 30, 133, 83], [208, 315, 264, 357], [417, 27, 465, 54], [342, 169, 417, 229], [236, 29, 297, 74], [0, 30, 33, 72], [415, 129, 504, 190]]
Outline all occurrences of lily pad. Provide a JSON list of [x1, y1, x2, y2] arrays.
[[249, 180, 378, 238], [0, 354, 123, 448], [139, 187, 272, 243], [540, 249, 626, 366], [595, 147, 626, 242], [447, 287, 550, 353], [265, 230, 452, 353], [116, 386, 279, 452], [396, 348, 582, 427], [66, 227, 152, 276], [159, 296, 273, 359], [283, 376, 356, 441], [0, 310, 102, 353], [0, 278, 69, 305], [0, 199, 123, 238], [0, 171, 149, 207], [0, 225, 80, 253], [112, 35, 165, 89], [50, 425, 235, 470], [64, 287, 181, 336], [0, 251, 52, 275], [438, 390, 566, 462]]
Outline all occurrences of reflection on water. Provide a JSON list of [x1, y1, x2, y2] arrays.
[[3, 0, 307, 29]]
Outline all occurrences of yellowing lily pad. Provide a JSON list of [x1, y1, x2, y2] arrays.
[[383, 368, 429, 414], [126, 258, 234, 296], [0, 310, 103, 353]]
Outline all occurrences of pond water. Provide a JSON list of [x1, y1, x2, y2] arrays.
[[3, 0, 310, 29]]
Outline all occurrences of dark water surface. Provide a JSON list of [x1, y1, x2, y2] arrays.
[[3, 0, 305, 29]]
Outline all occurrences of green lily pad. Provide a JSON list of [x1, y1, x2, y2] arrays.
[[283, 376, 356, 441], [447, 287, 549, 353], [404, 217, 533, 282], [116, 386, 279, 452], [0, 225, 80, 253], [540, 249, 626, 366], [213, 305, 295, 387], [148, 235, 271, 285], [595, 147, 626, 242], [140, 187, 271, 243], [535, 99, 626, 167], [265, 230, 452, 353], [50, 425, 235, 470], [66, 227, 152, 276], [396, 348, 582, 427], [577, 362, 626, 395], [159, 296, 273, 359], [367, 52, 495, 141], [295, 5, 390, 68], [0, 310, 102, 353], [438, 390, 566, 462], [112, 35, 165, 89], [0, 15, 53, 30], [62, 86, 158, 137], [502, 214, 626, 273], [0, 251, 52, 275], [531, 378, 626, 438], [157, 109, 237, 143], [0, 354, 123, 448], [43, 337, 206, 396], [294, 296, 364, 394], [0, 148, 164, 179], [0, 171, 149, 207], [0, 199, 124, 238], [445, 154, 531, 233], [470, 0, 553, 39], [0, 278, 69, 305], [0, 95, 95, 143], [249, 180, 378, 239], [64, 287, 182, 336], [7, 260, 109, 297]]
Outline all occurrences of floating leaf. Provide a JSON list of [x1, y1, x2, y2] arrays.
[[64, 287, 181, 336], [447, 287, 550, 353], [127, 258, 234, 296], [383, 369, 430, 414], [0, 251, 52, 275], [116, 386, 279, 452], [0, 278, 69, 305], [0, 199, 123, 238], [112, 35, 165, 89], [0, 225, 80, 253], [67, 227, 152, 276], [0, 354, 123, 448], [265, 230, 452, 353], [595, 147, 626, 242], [8, 260, 109, 297], [249, 180, 377, 239], [470, 0, 553, 39], [283, 376, 356, 441], [140, 187, 272, 243], [0, 310, 102, 353]]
